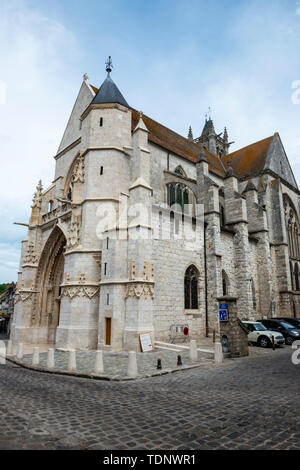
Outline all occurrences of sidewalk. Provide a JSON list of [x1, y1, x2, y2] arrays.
[[6, 347, 215, 381]]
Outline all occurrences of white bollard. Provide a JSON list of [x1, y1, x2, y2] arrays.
[[32, 347, 40, 366], [47, 349, 55, 369], [127, 351, 138, 378], [68, 350, 77, 372], [214, 342, 224, 364], [17, 343, 23, 360], [94, 350, 104, 375], [189, 340, 198, 362], [6, 340, 13, 355], [0, 341, 6, 365]]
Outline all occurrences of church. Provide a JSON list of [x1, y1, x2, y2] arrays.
[[12, 57, 300, 351]]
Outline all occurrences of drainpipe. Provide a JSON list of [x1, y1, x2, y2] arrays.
[[204, 222, 209, 337]]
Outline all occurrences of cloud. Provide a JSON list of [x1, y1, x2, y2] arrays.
[[0, 0, 81, 281], [296, 6, 300, 15], [1, 0, 300, 283], [0, 242, 22, 283]]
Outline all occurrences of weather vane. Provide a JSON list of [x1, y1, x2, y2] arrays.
[[106, 56, 113, 73], [205, 106, 212, 120]]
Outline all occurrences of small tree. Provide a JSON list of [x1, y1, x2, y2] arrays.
[[0, 284, 7, 295]]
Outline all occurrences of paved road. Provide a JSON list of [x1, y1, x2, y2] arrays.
[[0, 347, 299, 450]]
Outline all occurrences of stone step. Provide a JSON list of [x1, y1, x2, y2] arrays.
[[155, 341, 214, 355]]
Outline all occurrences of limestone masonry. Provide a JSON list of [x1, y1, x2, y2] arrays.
[[11, 60, 300, 351]]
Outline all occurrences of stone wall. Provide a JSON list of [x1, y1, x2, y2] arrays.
[[218, 297, 249, 358]]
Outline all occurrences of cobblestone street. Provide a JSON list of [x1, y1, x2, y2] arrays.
[[0, 346, 299, 450]]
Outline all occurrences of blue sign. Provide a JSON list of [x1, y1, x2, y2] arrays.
[[219, 308, 229, 322], [220, 304, 229, 310]]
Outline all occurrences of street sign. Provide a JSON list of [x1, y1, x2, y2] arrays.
[[219, 306, 229, 322], [220, 304, 229, 310]]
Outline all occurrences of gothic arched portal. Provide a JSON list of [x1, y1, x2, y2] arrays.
[[32, 227, 66, 342]]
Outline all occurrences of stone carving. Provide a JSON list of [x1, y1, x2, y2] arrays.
[[31, 180, 43, 209], [23, 243, 38, 265], [14, 291, 34, 303], [61, 273, 99, 299], [42, 202, 71, 224], [129, 261, 154, 281], [61, 285, 100, 299], [72, 155, 85, 183], [67, 214, 81, 248], [14, 283, 36, 304], [78, 272, 86, 284], [143, 261, 154, 281], [125, 282, 154, 300], [129, 261, 136, 280]]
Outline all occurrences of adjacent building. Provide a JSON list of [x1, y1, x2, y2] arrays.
[[0, 283, 16, 335]]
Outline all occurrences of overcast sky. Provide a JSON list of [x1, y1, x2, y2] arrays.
[[1, 0, 300, 283]]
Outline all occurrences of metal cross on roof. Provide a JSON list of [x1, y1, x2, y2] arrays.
[[106, 56, 113, 73]]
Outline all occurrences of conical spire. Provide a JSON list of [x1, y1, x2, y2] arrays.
[[201, 118, 215, 137], [188, 126, 193, 140], [223, 127, 228, 142], [91, 56, 129, 108]]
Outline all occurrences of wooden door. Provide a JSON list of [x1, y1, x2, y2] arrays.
[[106, 318, 112, 346]]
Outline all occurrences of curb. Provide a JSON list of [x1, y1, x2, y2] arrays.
[[5, 356, 212, 382]]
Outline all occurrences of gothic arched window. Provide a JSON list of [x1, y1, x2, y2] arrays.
[[222, 270, 229, 296], [67, 180, 74, 201], [251, 279, 257, 311], [295, 263, 299, 291], [220, 204, 225, 228], [167, 184, 195, 216], [284, 195, 300, 261], [174, 166, 186, 177], [184, 265, 199, 310], [290, 261, 294, 290]]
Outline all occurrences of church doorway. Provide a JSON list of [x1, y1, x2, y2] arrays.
[[33, 227, 66, 343]]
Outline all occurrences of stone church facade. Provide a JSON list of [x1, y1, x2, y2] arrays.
[[11, 60, 300, 351]]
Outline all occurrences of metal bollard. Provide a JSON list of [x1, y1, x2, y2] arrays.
[[272, 336, 275, 351], [127, 351, 138, 378], [47, 349, 55, 369], [94, 350, 104, 375], [68, 350, 77, 372], [32, 347, 40, 366], [177, 355, 183, 367], [157, 358, 162, 370], [189, 340, 198, 362]]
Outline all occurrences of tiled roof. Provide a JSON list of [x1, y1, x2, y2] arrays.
[[90, 84, 98, 94], [91, 83, 225, 177], [89, 83, 279, 180], [222, 136, 273, 178], [131, 109, 226, 177]]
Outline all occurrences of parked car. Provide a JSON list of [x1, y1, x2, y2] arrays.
[[241, 321, 285, 348], [258, 319, 300, 345], [274, 317, 300, 328]]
